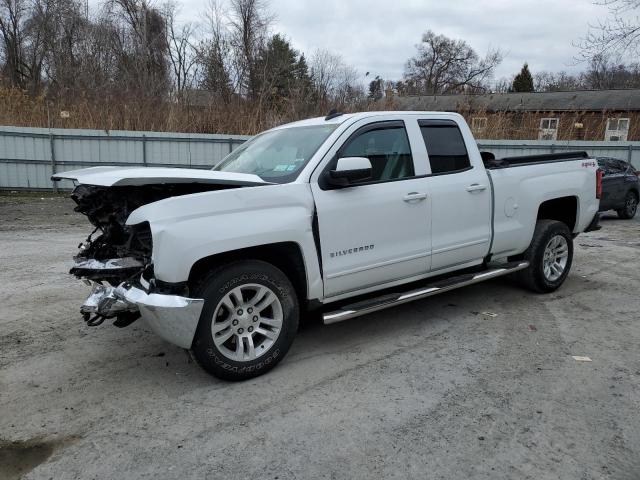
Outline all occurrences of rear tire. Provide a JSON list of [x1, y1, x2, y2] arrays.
[[617, 191, 638, 219], [516, 220, 574, 293], [191, 260, 299, 381]]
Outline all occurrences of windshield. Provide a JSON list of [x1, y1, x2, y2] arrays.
[[213, 124, 338, 183]]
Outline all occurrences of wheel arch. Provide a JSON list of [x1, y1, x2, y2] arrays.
[[188, 242, 309, 306], [536, 196, 579, 232]]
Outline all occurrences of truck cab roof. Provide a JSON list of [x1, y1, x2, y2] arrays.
[[271, 111, 465, 131]]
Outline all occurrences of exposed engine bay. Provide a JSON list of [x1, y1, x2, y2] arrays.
[[71, 183, 237, 282], [70, 182, 240, 326]]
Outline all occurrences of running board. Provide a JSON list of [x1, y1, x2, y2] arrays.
[[323, 261, 530, 324]]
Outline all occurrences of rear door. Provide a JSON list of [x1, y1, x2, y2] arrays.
[[622, 162, 640, 198], [418, 119, 492, 272], [601, 159, 626, 209], [311, 119, 432, 298]]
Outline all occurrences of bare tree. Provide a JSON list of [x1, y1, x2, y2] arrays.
[[309, 49, 361, 103], [106, 0, 170, 96], [531, 55, 640, 92], [309, 48, 339, 101], [533, 70, 582, 92], [0, 0, 371, 132], [580, 0, 640, 60], [227, 0, 272, 97], [492, 76, 513, 93], [0, 0, 55, 92], [0, 0, 29, 88], [582, 53, 640, 88], [41, 0, 88, 93], [404, 30, 503, 95], [162, 1, 197, 94], [196, 0, 233, 99]]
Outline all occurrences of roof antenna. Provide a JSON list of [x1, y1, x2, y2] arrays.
[[325, 109, 343, 121]]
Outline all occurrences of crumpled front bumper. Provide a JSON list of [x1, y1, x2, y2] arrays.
[[82, 282, 204, 349], [125, 286, 204, 349]]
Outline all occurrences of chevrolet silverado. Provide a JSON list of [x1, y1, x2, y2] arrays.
[[53, 111, 602, 380]]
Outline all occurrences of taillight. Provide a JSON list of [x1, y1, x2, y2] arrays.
[[635, 170, 640, 177], [596, 169, 603, 199]]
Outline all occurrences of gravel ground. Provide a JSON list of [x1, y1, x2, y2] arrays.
[[1, 193, 639, 480]]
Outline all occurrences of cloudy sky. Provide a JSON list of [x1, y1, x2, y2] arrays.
[[174, 0, 613, 82]]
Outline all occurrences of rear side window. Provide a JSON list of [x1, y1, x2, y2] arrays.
[[419, 121, 471, 174], [340, 123, 415, 183]]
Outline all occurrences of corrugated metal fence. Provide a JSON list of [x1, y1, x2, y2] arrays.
[[1, 126, 639, 191], [0, 126, 250, 190]]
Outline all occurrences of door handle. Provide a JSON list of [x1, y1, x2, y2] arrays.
[[403, 192, 428, 202], [466, 184, 487, 192]]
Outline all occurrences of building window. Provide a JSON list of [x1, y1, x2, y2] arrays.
[[605, 118, 630, 141], [471, 117, 487, 133], [539, 118, 559, 140]]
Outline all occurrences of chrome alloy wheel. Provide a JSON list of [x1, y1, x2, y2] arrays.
[[211, 284, 283, 361], [542, 235, 569, 282]]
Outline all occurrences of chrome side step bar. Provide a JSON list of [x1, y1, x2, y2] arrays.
[[323, 261, 530, 324]]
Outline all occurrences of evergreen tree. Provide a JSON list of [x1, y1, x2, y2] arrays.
[[512, 63, 534, 92], [200, 43, 233, 99], [368, 76, 384, 100], [294, 53, 313, 93], [253, 34, 298, 103]]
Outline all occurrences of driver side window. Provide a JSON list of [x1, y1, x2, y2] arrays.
[[340, 123, 415, 183]]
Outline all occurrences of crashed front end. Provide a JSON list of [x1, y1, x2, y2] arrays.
[[68, 183, 204, 348], [53, 166, 271, 349], [82, 281, 204, 349]]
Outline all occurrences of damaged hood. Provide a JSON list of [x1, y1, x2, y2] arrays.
[[52, 166, 270, 187]]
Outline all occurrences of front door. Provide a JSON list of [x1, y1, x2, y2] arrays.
[[311, 121, 432, 298]]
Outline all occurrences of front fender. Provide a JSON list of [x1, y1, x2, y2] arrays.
[[126, 183, 323, 300]]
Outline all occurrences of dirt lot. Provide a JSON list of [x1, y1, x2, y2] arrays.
[[1, 193, 639, 480]]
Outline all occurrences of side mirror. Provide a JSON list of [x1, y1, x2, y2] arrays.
[[480, 151, 495, 163], [327, 157, 372, 188]]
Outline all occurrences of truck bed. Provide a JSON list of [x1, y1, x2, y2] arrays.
[[484, 151, 590, 169]]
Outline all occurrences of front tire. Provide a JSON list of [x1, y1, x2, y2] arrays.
[[617, 191, 638, 219], [516, 220, 574, 293], [191, 260, 299, 381]]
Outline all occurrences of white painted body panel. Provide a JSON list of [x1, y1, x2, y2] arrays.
[[309, 113, 432, 298], [488, 160, 599, 259], [312, 177, 432, 297], [67, 111, 599, 306], [125, 183, 324, 300], [52, 166, 268, 187], [427, 169, 492, 270], [424, 115, 493, 270]]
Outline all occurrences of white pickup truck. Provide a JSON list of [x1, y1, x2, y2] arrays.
[[54, 111, 602, 380]]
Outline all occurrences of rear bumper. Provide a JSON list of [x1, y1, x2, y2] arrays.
[[584, 212, 602, 233], [81, 282, 204, 349]]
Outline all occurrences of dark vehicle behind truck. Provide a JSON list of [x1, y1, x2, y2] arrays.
[[597, 157, 639, 219]]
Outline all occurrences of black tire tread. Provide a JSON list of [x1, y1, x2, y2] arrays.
[[617, 191, 638, 219], [190, 260, 299, 381], [515, 219, 573, 293]]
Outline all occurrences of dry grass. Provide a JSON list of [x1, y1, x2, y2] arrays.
[[2, 88, 637, 140], [0, 87, 372, 135]]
